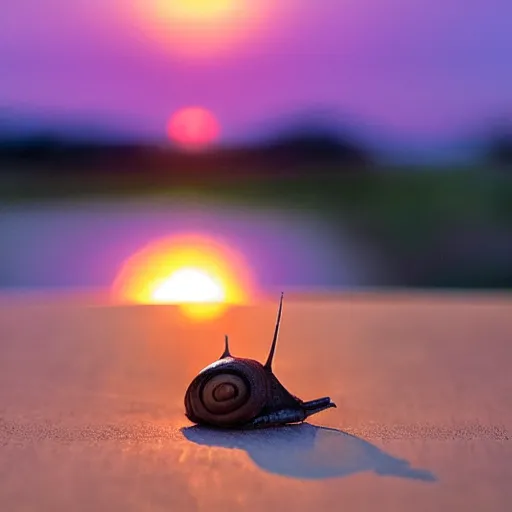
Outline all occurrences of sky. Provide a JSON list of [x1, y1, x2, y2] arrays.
[[1, 0, 512, 146]]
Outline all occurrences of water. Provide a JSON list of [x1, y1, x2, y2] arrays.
[[0, 198, 374, 292]]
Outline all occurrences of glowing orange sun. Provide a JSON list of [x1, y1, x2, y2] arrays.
[[112, 234, 256, 320]]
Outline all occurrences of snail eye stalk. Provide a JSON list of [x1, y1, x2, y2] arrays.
[[220, 334, 231, 359], [264, 292, 284, 371]]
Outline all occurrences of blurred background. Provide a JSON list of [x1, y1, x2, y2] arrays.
[[1, 0, 512, 300]]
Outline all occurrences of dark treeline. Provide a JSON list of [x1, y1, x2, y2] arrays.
[[2, 118, 512, 179], [486, 129, 512, 169], [0, 125, 372, 179]]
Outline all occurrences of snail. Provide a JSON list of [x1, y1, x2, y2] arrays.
[[184, 293, 336, 429]]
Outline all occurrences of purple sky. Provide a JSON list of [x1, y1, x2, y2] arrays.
[[2, 0, 512, 144]]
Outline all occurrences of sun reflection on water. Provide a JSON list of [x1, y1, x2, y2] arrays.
[[112, 233, 257, 320]]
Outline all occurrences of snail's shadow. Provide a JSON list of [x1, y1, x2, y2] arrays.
[[181, 423, 436, 482]]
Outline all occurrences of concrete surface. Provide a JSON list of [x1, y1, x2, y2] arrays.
[[0, 292, 511, 511]]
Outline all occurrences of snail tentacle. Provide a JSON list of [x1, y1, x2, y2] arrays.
[[264, 292, 284, 371], [219, 334, 231, 359]]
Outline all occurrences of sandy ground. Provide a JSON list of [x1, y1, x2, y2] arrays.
[[0, 292, 511, 511]]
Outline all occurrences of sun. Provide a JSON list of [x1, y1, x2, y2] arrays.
[[167, 107, 220, 150], [112, 233, 256, 320]]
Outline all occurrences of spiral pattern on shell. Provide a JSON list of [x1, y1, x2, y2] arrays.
[[184, 358, 269, 428]]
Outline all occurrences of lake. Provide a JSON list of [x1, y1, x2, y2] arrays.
[[0, 198, 380, 292]]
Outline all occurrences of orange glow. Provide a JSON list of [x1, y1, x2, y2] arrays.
[[112, 234, 256, 320], [167, 107, 220, 150], [133, 0, 271, 57], [160, 0, 241, 23]]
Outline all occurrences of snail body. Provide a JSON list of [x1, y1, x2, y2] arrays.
[[184, 293, 336, 429]]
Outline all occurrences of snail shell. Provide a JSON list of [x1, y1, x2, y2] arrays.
[[184, 293, 336, 429], [184, 357, 269, 428]]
